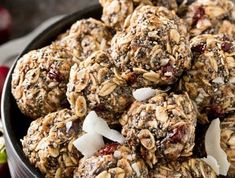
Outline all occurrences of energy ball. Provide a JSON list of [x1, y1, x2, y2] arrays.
[[99, 0, 180, 31], [150, 158, 217, 178], [145, 0, 178, 10], [184, 0, 235, 38], [74, 143, 149, 178], [58, 18, 113, 60], [220, 114, 235, 177], [120, 91, 197, 167], [99, 0, 134, 31], [66, 50, 134, 119], [110, 5, 192, 87], [11, 43, 74, 119], [179, 34, 235, 122], [22, 109, 82, 178]]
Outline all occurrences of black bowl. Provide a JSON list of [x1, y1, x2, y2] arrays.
[[1, 4, 102, 178]]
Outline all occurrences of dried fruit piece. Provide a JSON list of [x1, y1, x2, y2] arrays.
[[98, 143, 119, 156]]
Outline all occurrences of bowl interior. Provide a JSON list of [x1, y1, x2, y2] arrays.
[[2, 4, 102, 177]]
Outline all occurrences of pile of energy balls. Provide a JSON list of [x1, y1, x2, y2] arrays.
[[11, 0, 235, 177]]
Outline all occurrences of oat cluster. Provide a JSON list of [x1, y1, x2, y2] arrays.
[[11, 0, 235, 177]]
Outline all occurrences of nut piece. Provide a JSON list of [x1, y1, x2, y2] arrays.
[[22, 109, 82, 178], [58, 18, 113, 60], [66, 51, 134, 122], [150, 158, 217, 178], [11, 43, 74, 119], [179, 34, 235, 122], [111, 5, 191, 87], [121, 91, 197, 167], [220, 114, 235, 177], [183, 0, 235, 38], [74, 144, 149, 178]]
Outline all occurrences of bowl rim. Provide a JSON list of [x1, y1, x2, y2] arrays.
[[1, 4, 101, 177]]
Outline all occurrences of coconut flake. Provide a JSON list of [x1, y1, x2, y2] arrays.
[[82, 111, 125, 144], [82, 111, 109, 133], [212, 77, 224, 84], [133, 87, 156, 101], [73, 132, 104, 157], [202, 155, 220, 175], [205, 118, 230, 176], [102, 129, 125, 144], [66, 121, 72, 133]]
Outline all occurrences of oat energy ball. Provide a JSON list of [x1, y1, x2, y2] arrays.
[[150, 158, 216, 178], [121, 91, 197, 167], [184, 0, 235, 38], [58, 18, 113, 60], [22, 109, 82, 178], [179, 34, 235, 121], [111, 5, 192, 87], [145, 0, 178, 10], [220, 114, 235, 177], [99, 0, 134, 31], [11, 43, 73, 119], [74, 143, 149, 178], [66, 50, 133, 118]]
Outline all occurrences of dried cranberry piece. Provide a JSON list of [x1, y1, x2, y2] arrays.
[[221, 42, 232, 52], [60, 98, 70, 108], [191, 43, 206, 53], [98, 143, 119, 156], [48, 68, 64, 82], [126, 72, 137, 85], [208, 104, 225, 119], [169, 124, 186, 143], [192, 6, 205, 26], [162, 65, 176, 75]]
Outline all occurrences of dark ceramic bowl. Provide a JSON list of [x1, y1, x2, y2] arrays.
[[1, 4, 102, 178]]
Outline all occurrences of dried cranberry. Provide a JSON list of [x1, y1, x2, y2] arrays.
[[221, 42, 232, 52], [48, 68, 64, 82], [162, 65, 175, 74], [60, 98, 70, 108], [192, 6, 205, 26], [191, 43, 206, 53], [126, 72, 137, 85], [98, 143, 119, 156], [169, 124, 186, 143], [208, 104, 224, 119]]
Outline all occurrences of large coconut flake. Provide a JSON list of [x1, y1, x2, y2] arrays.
[[133, 87, 156, 101], [82, 111, 125, 144], [73, 132, 104, 157], [205, 118, 230, 176], [82, 111, 109, 133], [202, 155, 220, 175]]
